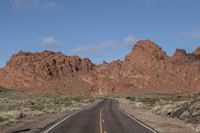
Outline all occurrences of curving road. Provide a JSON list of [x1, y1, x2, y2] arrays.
[[43, 99, 157, 133]]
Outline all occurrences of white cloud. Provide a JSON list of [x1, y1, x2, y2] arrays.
[[124, 35, 137, 47], [181, 30, 200, 39], [100, 41, 118, 49], [71, 46, 104, 56], [70, 41, 118, 56], [70, 35, 137, 57], [40, 37, 63, 46], [9, 0, 63, 11]]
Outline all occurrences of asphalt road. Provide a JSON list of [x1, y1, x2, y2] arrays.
[[43, 99, 157, 133]]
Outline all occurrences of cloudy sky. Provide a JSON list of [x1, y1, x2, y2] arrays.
[[0, 0, 200, 67]]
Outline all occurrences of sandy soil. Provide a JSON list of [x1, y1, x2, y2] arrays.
[[118, 98, 200, 133]]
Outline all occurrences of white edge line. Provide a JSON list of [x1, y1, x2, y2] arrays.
[[43, 110, 81, 133], [115, 100, 158, 133]]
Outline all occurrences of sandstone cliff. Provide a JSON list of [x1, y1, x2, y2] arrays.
[[92, 40, 200, 95], [0, 51, 95, 95], [0, 40, 200, 95]]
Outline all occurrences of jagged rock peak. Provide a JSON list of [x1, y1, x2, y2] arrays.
[[193, 47, 200, 56], [133, 39, 161, 51], [125, 39, 168, 62], [6, 50, 95, 74], [173, 49, 187, 59]]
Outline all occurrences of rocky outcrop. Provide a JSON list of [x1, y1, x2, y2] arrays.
[[0, 40, 200, 95], [193, 47, 200, 56], [6, 51, 94, 78], [0, 51, 95, 95], [173, 49, 187, 59], [171, 98, 200, 124], [93, 40, 200, 94], [125, 40, 169, 63]]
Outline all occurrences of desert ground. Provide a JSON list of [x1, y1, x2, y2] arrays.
[[1, 87, 200, 133], [0, 88, 100, 133], [117, 94, 200, 133]]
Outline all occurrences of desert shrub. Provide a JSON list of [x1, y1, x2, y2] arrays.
[[0, 116, 6, 122], [54, 97, 72, 106], [0, 89, 98, 128], [148, 96, 160, 106], [161, 96, 177, 102], [0, 110, 25, 125], [53, 98, 60, 105], [88, 98, 95, 103], [126, 96, 136, 102], [72, 97, 82, 102], [31, 105, 45, 111], [136, 96, 160, 106], [61, 97, 72, 106], [160, 95, 190, 102]]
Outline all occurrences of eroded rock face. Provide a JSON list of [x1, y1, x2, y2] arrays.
[[93, 40, 200, 94], [6, 51, 94, 78], [0, 40, 200, 95], [0, 51, 95, 95], [193, 47, 200, 56], [173, 49, 187, 59], [126, 40, 169, 62]]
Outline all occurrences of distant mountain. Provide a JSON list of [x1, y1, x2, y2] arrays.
[[1, 40, 200, 95]]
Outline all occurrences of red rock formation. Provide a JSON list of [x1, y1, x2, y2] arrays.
[[193, 47, 200, 56], [0, 40, 200, 95], [0, 51, 95, 95], [6, 51, 94, 78], [173, 49, 187, 59], [93, 40, 200, 94]]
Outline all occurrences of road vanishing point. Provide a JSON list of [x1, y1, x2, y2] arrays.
[[43, 99, 157, 133]]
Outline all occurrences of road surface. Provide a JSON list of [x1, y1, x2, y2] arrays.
[[43, 99, 157, 133]]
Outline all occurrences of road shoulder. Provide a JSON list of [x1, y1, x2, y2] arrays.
[[117, 98, 199, 133]]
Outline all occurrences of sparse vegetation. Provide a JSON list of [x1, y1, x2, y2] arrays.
[[126, 96, 161, 106], [72, 96, 82, 102], [126, 96, 136, 102], [0, 117, 6, 122], [0, 88, 98, 129], [136, 96, 160, 106], [125, 94, 200, 124]]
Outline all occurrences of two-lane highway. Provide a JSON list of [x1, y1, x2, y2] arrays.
[[43, 99, 157, 133]]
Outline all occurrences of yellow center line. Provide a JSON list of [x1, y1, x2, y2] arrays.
[[100, 109, 108, 133], [99, 110, 103, 133]]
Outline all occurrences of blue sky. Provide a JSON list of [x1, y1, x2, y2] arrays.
[[0, 0, 200, 67]]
